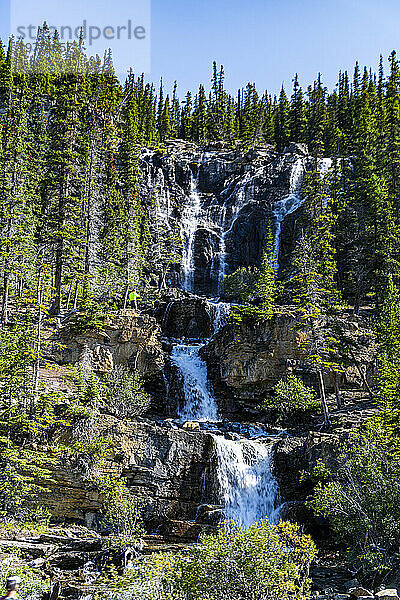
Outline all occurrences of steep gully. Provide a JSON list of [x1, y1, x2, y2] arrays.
[[160, 149, 333, 529]]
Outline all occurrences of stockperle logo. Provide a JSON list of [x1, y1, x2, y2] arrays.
[[16, 20, 147, 46], [10, 0, 151, 74]]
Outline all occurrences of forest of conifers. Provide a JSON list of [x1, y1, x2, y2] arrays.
[[1, 24, 400, 320], [3, 24, 400, 593]]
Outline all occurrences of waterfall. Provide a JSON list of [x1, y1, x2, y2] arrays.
[[206, 300, 231, 333], [171, 343, 219, 422], [213, 435, 280, 529], [272, 157, 306, 267], [180, 165, 202, 292], [217, 174, 252, 288], [272, 156, 335, 268]]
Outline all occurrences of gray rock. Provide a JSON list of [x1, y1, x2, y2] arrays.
[[349, 589, 373, 599], [42, 415, 218, 528], [375, 590, 399, 600], [182, 421, 201, 431], [0, 539, 55, 558]]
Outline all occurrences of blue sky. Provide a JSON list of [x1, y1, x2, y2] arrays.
[[151, 0, 400, 95], [2, 0, 400, 96]]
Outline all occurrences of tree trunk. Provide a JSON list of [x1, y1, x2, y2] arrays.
[[32, 271, 43, 417], [1, 269, 9, 325], [72, 281, 79, 308], [353, 288, 361, 316], [317, 368, 331, 430], [349, 349, 374, 399], [65, 281, 73, 310], [123, 286, 129, 309], [331, 371, 342, 409]]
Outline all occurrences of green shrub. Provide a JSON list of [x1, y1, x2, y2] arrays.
[[100, 519, 317, 600], [103, 366, 151, 418], [0, 560, 49, 600], [308, 421, 400, 577], [223, 266, 260, 302], [269, 374, 320, 419], [97, 475, 145, 551]]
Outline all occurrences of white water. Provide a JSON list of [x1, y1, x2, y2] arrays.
[[272, 157, 306, 267], [272, 156, 335, 268], [213, 435, 280, 528], [206, 300, 231, 333], [217, 173, 253, 290], [181, 167, 202, 291], [171, 343, 219, 422]]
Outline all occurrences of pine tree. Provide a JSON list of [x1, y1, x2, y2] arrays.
[[275, 86, 290, 151], [289, 74, 307, 143], [256, 225, 277, 319]]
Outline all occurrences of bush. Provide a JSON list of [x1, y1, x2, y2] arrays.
[[269, 374, 320, 420], [308, 421, 400, 577], [103, 366, 151, 417], [97, 475, 145, 551], [100, 519, 317, 600], [0, 560, 49, 600]]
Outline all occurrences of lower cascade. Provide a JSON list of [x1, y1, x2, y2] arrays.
[[169, 300, 281, 529], [171, 343, 219, 422], [213, 435, 280, 528]]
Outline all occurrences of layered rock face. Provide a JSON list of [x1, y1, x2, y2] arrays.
[[140, 140, 312, 295], [49, 415, 217, 532], [202, 311, 376, 412], [50, 310, 164, 380]]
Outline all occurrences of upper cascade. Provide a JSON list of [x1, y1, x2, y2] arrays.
[[141, 142, 323, 296], [271, 155, 334, 269], [272, 157, 306, 267]]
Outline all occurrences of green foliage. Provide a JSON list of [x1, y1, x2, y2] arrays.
[[96, 475, 145, 551], [103, 365, 151, 418], [376, 276, 400, 434], [0, 322, 61, 513], [223, 226, 279, 324], [0, 559, 50, 599], [308, 421, 400, 577], [66, 309, 106, 335], [268, 374, 320, 420], [99, 519, 317, 600], [223, 266, 260, 302], [256, 225, 278, 319]]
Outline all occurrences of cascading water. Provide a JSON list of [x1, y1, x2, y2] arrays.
[[171, 343, 219, 422], [272, 156, 334, 268], [180, 164, 202, 292], [213, 435, 280, 528], [164, 152, 311, 532], [217, 173, 252, 290], [272, 157, 306, 267], [206, 300, 231, 333]]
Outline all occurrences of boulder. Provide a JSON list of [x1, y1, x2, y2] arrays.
[[50, 310, 164, 383], [182, 421, 201, 431], [156, 297, 213, 338], [0, 539, 55, 558], [348, 588, 373, 598], [345, 581, 360, 592]]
